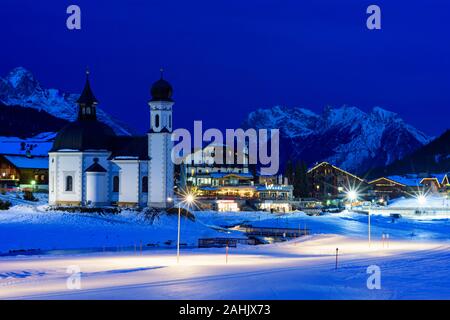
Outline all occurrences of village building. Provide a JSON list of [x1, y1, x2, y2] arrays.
[[0, 134, 53, 190], [369, 173, 449, 200], [180, 144, 293, 212], [307, 162, 367, 200]]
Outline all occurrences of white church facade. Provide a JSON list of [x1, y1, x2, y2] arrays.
[[48, 71, 174, 208]]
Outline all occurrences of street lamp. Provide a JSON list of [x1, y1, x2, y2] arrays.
[[177, 193, 195, 264], [347, 190, 357, 203], [417, 195, 427, 206], [346, 189, 370, 246]]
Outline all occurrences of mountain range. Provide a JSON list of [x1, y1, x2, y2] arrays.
[[368, 129, 450, 177], [0, 67, 443, 175], [0, 67, 132, 136], [243, 105, 433, 174]]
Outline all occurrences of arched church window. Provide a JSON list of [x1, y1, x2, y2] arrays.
[[142, 176, 148, 193], [113, 176, 119, 192], [65, 176, 73, 192], [155, 114, 160, 128], [86, 107, 91, 114]]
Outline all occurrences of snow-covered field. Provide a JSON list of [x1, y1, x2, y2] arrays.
[[1, 236, 449, 299], [1, 193, 450, 299]]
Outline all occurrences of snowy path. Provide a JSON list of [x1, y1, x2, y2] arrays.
[[1, 235, 449, 300]]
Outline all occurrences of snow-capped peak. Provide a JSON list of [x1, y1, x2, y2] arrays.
[[0, 67, 132, 136], [370, 106, 399, 121], [6, 67, 36, 88], [243, 104, 431, 173]]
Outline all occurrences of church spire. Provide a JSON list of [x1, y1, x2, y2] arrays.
[[77, 68, 98, 120]]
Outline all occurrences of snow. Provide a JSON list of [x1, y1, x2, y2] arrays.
[[2, 195, 450, 299], [0, 205, 227, 254], [3, 155, 48, 169], [0, 236, 448, 299], [0, 134, 53, 156], [244, 104, 431, 173], [387, 175, 423, 187], [388, 195, 450, 209], [0, 67, 132, 136]]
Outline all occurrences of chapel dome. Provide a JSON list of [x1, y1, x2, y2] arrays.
[[50, 120, 116, 152], [150, 71, 173, 102]]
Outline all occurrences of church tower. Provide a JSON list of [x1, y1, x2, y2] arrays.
[[147, 69, 174, 208]]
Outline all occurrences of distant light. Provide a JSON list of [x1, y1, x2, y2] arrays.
[[30, 180, 36, 185], [347, 190, 358, 202], [417, 195, 427, 205], [185, 194, 195, 204], [167, 197, 173, 202]]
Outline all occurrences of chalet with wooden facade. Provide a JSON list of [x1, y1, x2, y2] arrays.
[[369, 173, 449, 200], [0, 135, 52, 190], [307, 162, 367, 199]]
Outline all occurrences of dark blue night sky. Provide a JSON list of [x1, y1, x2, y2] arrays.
[[1, 0, 449, 136]]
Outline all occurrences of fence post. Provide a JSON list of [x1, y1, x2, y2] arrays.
[[335, 248, 339, 270], [226, 242, 229, 264]]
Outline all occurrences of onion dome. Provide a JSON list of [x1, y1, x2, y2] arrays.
[[150, 68, 173, 102]]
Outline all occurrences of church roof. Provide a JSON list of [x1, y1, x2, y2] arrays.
[[110, 136, 149, 160], [85, 158, 107, 173], [150, 70, 173, 102], [50, 120, 116, 152], [77, 71, 98, 105]]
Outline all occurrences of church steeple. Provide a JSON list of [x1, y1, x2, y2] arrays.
[[77, 68, 98, 120]]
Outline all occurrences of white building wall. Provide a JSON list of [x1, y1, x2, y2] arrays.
[[49, 151, 111, 206], [112, 160, 140, 206], [86, 172, 108, 205], [49, 155, 56, 205], [51, 153, 83, 205], [148, 99, 174, 208], [139, 161, 149, 206], [148, 132, 173, 207], [82, 152, 111, 204]]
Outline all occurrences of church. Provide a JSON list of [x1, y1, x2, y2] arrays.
[[48, 70, 174, 208]]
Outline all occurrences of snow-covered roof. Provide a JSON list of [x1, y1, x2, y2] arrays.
[[0, 134, 53, 157], [387, 175, 423, 187], [307, 162, 364, 182], [3, 155, 48, 169], [210, 172, 253, 179]]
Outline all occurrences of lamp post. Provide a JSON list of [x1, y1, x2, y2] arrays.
[[177, 201, 181, 263], [176, 194, 195, 264], [347, 190, 357, 211], [417, 194, 427, 215]]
